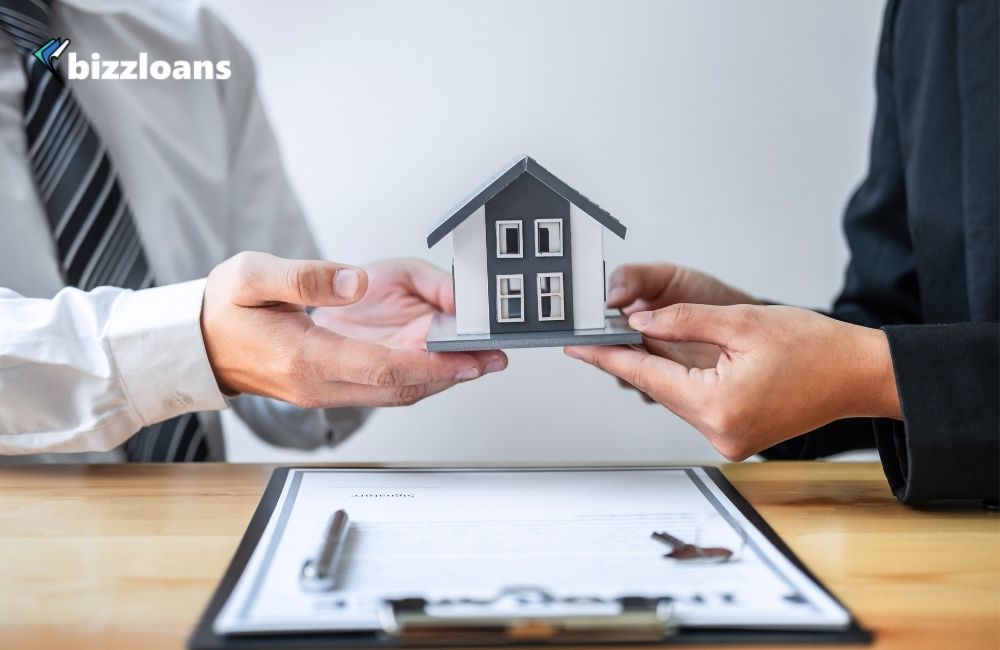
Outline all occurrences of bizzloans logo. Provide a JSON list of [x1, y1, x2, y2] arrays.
[[34, 37, 231, 81], [33, 37, 71, 71]]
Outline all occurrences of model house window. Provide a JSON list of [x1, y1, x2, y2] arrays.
[[537, 272, 565, 321], [535, 219, 563, 256], [496, 274, 524, 322], [496, 220, 523, 258]]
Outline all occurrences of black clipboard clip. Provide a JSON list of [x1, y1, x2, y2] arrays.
[[377, 587, 675, 646]]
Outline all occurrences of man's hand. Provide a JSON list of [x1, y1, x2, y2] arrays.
[[566, 304, 901, 461], [201, 252, 506, 408], [309, 259, 455, 350]]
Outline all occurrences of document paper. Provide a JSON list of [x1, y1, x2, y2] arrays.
[[214, 467, 850, 634]]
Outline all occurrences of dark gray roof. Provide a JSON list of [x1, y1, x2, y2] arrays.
[[426, 156, 627, 248]]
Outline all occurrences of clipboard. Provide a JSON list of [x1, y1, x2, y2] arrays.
[[189, 466, 872, 648]]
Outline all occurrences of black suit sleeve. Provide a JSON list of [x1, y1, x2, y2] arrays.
[[876, 323, 999, 504], [827, 2, 921, 332]]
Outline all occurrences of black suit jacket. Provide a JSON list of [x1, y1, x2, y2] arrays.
[[762, 0, 999, 506]]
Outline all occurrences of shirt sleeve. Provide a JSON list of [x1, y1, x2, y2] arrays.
[[0, 281, 228, 454], [227, 395, 372, 451], [199, 8, 370, 449]]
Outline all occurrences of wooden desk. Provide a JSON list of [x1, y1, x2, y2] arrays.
[[0, 462, 996, 650]]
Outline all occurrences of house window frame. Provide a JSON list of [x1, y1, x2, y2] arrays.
[[534, 218, 564, 257], [495, 220, 523, 258], [536, 272, 565, 321], [496, 274, 525, 323]]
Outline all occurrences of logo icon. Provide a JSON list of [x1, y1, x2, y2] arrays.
[[33, 37, 71, 71]]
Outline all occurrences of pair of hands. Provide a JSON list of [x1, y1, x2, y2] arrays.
[[198, 252, 902, 461], [566, 265, 902, 460], [201, 252, 506, 410]]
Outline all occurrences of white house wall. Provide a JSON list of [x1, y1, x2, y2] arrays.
[[570, 204, 606, 330], [452, 206, 490, 334]]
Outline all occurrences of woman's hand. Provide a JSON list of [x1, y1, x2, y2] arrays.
[[566, 303, 902, 460], [604, 263, 760, 400]]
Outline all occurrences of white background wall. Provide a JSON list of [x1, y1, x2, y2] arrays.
[[206, 0, 885, 463]]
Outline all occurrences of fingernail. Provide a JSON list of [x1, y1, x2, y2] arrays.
[[564, 347, 582, 360], [334, 268, 361, 299], [455, 367, 481, 381], [484, 357, 506, 374], [606, 285, 627, 305], [629, 311, 652, 330]]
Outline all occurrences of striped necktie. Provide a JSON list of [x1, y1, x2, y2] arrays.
[[0, 0, 209, 462]]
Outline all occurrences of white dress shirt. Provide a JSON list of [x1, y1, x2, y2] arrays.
[[0, 0, 368, 458]]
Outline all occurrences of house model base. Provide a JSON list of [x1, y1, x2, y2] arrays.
[[426, 313, 642, 352]]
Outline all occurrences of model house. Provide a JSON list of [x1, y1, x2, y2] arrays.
[[425, 156, 641, 351]]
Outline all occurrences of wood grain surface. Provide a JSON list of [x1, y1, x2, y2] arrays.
[[0, 462, 996, 650]]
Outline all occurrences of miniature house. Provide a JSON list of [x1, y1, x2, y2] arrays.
[[425, 156, 641, 351]]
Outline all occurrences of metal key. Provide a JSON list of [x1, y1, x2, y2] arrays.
[[651, 531, 734, 563]]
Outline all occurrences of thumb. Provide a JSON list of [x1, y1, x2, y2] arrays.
[[225, 252, 370, 308], [628, 303, 750, 349]]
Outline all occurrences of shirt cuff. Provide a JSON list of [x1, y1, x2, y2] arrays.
[[105, 280, 229, 426], [227, 394, 372, 451]]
